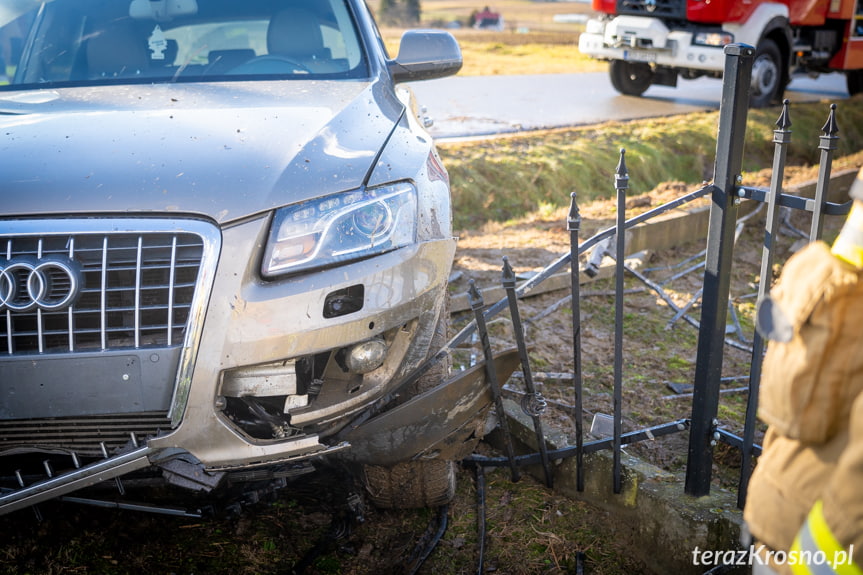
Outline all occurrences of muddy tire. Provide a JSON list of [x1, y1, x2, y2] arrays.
[[362, 459, 456, 509], [609, 59, 653, 96], [363, 299, 456, 509]]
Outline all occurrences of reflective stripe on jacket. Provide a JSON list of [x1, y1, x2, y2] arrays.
[[790, 500, 861, 575]]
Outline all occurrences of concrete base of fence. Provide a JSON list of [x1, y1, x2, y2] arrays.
[[488, 398, 748, 575]]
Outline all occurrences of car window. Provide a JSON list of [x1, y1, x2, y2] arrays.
[[0, 8, 36, 85], [0, 0, 369, 90]]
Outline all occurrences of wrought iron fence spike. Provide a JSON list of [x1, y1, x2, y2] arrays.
[[811, 104, 840, 240], [467, 279, 483, 310], [776, 99, 792, 131], [822, 103, 839, 138], [615, 148, 629, 189], [501, 256, 515, 287], [567, 191, 581, 231]]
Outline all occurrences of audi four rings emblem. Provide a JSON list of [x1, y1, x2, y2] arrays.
[[0, 256, 82, 313]]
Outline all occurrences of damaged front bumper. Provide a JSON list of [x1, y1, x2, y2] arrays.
[[0, 215, 463, 516], [340, 349, 520, 465], [0, 349, 519, 516]]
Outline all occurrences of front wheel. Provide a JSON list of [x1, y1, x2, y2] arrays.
[[362, 459, 456, 509], [609, 60, 654, 96], [362, 299, 456, 509], [847, 69, 863, 96], [750, 38, 784, 108]]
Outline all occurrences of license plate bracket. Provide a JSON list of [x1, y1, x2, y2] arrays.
[[623, 49, 658, 63]]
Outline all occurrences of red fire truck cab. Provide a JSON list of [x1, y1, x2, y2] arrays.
[[578, 0, 863, 107]]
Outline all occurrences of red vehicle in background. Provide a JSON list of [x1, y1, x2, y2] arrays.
[[578, 0, 863, 107]]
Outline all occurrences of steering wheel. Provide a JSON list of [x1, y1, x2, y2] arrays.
[[227, 55, 311, 75]]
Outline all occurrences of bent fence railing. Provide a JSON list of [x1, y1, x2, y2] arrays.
[[440, 43, 851, 513]]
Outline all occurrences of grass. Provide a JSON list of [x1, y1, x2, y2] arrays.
[[0, 465, 645, 575], [439, 98, 863, 230], [383, 29, 605, 75], [451, 38, 605, 76], [376, 0, 604, 75], [434, 465, 644, 574]]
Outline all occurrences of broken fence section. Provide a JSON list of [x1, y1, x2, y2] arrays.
[[445, 44, 850, 516]]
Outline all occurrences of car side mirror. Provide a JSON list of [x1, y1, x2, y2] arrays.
[[388, 30, 462, 83]]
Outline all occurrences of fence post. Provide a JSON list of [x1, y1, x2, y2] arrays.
[[468, 280, 521, 482], [612, 149, 628, 494], [501, 257, 553, 487], [685, 44, 755, 497], [810, 104, 840, 241], [568, 192, 586, 492], [737, 100, 792, 508]]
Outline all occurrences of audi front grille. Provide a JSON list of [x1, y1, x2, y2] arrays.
[[0, 220, 215, 355], [0, 218, 219, 458]]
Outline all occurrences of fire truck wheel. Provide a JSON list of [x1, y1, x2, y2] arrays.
[[609, 60, 653, 96], [750, 38, 783, 108], [847, 69, 863, 96]]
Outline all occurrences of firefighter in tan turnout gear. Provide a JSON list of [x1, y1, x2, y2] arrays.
[[743, 171, 863, 574]]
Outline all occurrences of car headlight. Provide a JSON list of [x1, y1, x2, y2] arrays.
[[262, 182, 418, 277]]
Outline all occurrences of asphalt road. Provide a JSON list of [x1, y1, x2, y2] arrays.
[[409, 71, 850, 140]]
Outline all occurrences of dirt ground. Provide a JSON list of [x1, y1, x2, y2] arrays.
[[0, 168, 853, 575]]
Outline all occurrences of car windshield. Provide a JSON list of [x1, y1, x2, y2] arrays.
[[0, 0, 369, 90]]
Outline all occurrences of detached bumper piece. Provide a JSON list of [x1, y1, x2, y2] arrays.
[[340, 349, 520, 465]]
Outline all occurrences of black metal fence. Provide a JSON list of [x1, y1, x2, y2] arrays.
[[441, 43, 851, 512]]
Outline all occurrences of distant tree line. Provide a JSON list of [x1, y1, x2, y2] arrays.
[[378, 0, 421, 26]]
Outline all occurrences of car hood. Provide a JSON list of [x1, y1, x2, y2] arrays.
[[0, 80, 403, 224]]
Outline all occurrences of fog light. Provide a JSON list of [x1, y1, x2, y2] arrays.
[[345, 338, 387, 374]]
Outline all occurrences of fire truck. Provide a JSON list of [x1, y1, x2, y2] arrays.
[[578, 0, 863, 107]]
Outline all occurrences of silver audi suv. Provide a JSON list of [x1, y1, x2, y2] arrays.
[[0, 0, 488, 515]]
